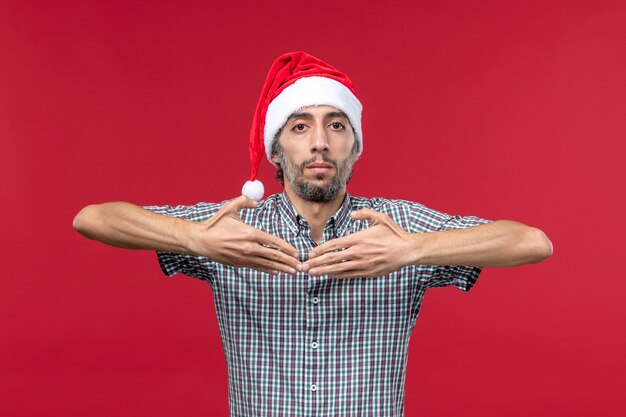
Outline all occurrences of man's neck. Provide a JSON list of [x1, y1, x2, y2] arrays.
[[284, 186, 346, 244]]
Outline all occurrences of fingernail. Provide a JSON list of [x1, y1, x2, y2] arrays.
[[302, 263, 310, 272], [309, 252, 316, 258], [309, 268, 318, 275], [288, 268, 296, 274], [272, 270, 279, 275], [293, 252, 299, 258]]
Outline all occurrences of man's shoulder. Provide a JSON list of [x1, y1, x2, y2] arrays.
[[349, 194, 429, 212]]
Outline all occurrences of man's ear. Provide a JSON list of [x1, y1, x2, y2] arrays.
[[271, 153, 280, 165]]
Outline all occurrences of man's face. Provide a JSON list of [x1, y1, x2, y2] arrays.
[[271, 105, 359, 203]]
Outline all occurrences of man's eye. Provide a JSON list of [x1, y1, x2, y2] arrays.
[[293, 123, 306, 131], [330, 122, 345, 130]]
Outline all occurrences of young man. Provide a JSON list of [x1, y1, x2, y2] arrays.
[[73, 51, 552, 417]]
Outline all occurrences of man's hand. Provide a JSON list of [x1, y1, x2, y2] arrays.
[[187, 195, 301, 275], [299, 209, 416, 279]]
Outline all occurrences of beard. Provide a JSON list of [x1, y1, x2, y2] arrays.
[[277, 150, 357, 203]]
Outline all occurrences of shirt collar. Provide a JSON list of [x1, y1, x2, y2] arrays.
[[277, 191, 353, 237]]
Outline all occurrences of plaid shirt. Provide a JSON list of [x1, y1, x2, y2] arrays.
[[144, 192, 490, 417]]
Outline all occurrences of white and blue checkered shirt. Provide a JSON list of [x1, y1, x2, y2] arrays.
[[144, 192, 491, 417]]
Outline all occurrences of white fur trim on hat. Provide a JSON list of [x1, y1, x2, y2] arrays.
[[264, 76, 363, 164]]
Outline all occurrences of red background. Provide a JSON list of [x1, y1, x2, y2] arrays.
[[1, 1, 624, 416]]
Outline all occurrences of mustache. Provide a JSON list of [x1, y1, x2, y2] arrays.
[[300, 155, 338, 169]]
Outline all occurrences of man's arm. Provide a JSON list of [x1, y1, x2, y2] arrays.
[[409, 219, 552, 268], [73, 201, 194, 253], [73, 196, 301, 275], [300, 209, 552, 278]]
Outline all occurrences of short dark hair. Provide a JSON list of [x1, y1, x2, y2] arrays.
[[271, 127, 361, 186]]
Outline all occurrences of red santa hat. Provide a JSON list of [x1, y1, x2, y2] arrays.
[[241, 51, 363, 201]]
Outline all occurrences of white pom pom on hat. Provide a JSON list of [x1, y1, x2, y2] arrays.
[[241, 180, 264, 202], [241, 51, 363, 201]]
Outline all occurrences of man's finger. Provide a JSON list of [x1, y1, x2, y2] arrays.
[[254, 245, 300, 270], [309, 235, 356, 258], [254, 230, 299, 258], [246, 255, 297, 275], [219, 195, 258, 216], [349, 208, 381, 222], [304, 248, 354, 270], [240, 258, 279, 276], [308, 259, 356, 276]]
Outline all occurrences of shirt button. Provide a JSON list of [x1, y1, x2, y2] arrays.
[[312, 297, 319, 304], [311, 342, 318, 349], [311, 384, 318, 392]]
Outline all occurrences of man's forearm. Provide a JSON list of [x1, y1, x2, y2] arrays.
[[411, 220, 553, 268], [72, 202, 193, 253]]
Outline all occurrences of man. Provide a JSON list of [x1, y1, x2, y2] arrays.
[[73, 51, 552, 417]]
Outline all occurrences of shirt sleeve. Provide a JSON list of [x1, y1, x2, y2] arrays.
[[408, 202, 492, 292], [141, 202, 224, 283]]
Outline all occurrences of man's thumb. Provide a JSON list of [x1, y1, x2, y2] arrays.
[[229, 194, 258, 212], [350, 208, 379, 222]]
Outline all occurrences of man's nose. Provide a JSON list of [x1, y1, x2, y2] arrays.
[[310, 127, 329, 152]]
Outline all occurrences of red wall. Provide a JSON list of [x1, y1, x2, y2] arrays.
[[1, 1, 624, 416]]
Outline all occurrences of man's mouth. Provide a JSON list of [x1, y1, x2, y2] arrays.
[[305, 162, 334, 173]]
